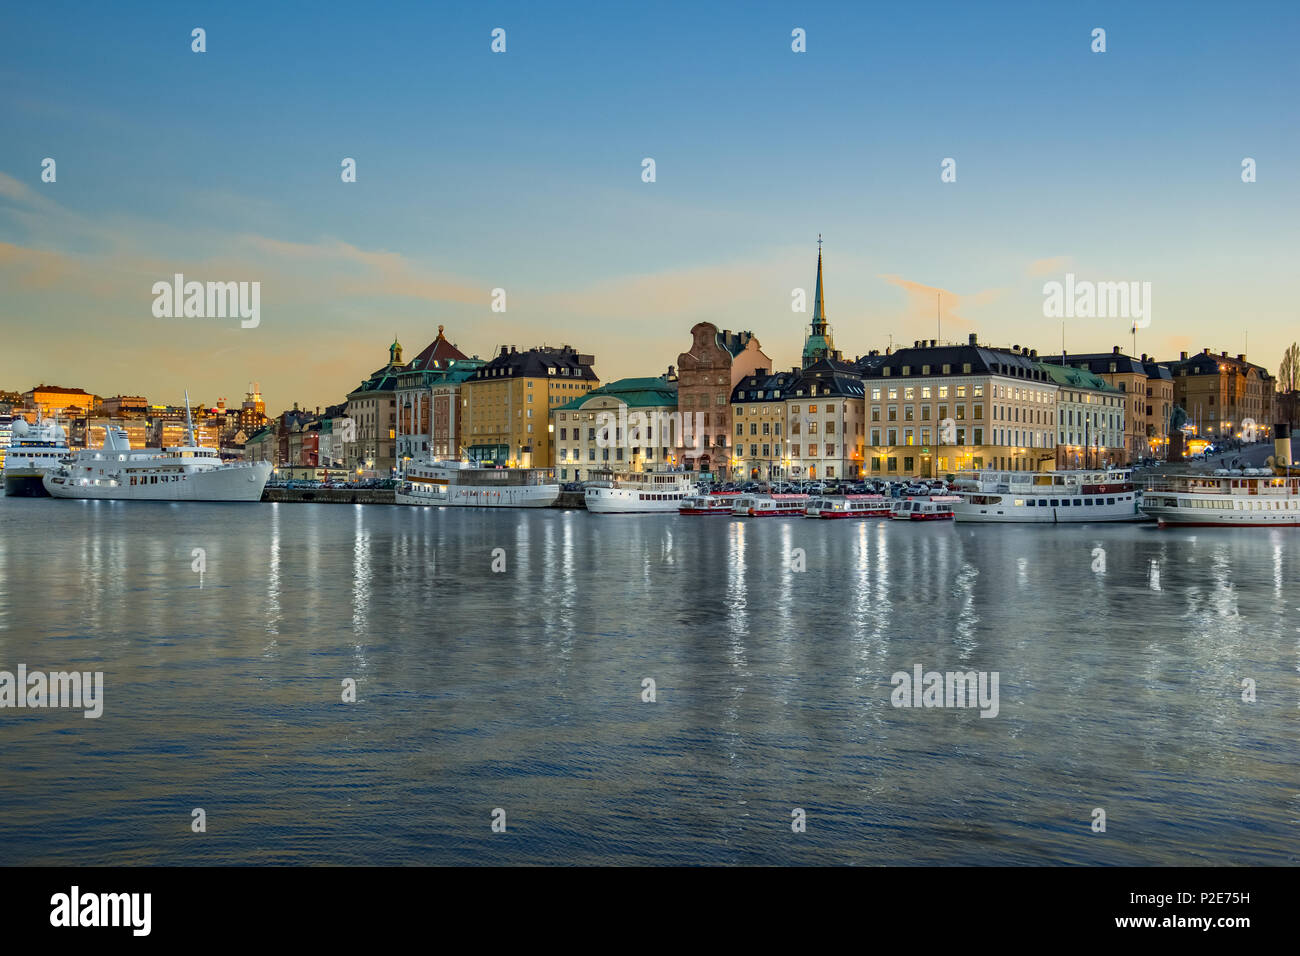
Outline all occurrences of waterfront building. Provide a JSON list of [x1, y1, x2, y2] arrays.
[[1055, 348, 1173, 460], [100, 395, 148, 417], [782, 359, 866, 480], [730, 367, 800, 479], [393, 325, 483, 471], [345, 339, 405, 476], [861, 335, 1060, 478], [1165, 349, 1276, 441], [462, 345, 599, 467], [552, 373, 679, 481], [1036, 362, 1126, 468], [244, 425, 276, 466], [78, 418, 150, 449], [675, 325, 770, 476], [22, 384, 97, 419]]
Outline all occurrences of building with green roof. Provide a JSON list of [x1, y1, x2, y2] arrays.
[[552, 374, 679, 480], [1036, 361, 1127, 467]]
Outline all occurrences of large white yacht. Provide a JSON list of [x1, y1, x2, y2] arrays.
[[43, 399, 270, 502], [950, 468, 1143, 523], [396, 459, 559, 508], [584, 469, 694, 514], [3, 417, 71, 497]]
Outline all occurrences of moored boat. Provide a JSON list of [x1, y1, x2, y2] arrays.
[[950, 468, 1144, 523], [731, 493, 809, 517], [396, 459, 559, 508], [890, 494, 961, 521], [3, 417, 70, 497], [678, 492, 739, 515], [585, 469, 694, 514], [803, 494, 892, 518]]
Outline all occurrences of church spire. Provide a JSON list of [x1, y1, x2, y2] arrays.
[[802, 236, 835, 369], [812, 234, 826, 335]]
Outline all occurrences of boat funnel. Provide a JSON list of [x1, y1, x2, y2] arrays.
[[1270, 424, 1291, 474]]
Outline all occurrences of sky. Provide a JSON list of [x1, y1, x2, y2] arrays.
[[2, 0, 1297, 412]]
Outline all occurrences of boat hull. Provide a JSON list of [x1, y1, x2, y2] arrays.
[[3, 471, 53, 497], [586, 490, 684, 513], [43, 462, 271, 501]]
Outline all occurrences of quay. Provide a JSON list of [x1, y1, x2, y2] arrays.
[[261, 487, 589, 509]]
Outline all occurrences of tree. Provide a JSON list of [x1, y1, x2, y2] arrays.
[[1279, 343, 1300, 427]]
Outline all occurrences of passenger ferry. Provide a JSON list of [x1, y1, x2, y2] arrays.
[[584, 469, 695, 514], [950, 468, 1142, 523], [3, 417, 71, 497], [804, 494, 893, 518], [730, 493, 809, 517], [396, 459, 559, 508], [43, 425, 270, 501], [678, 492, 740, 515], [890, 495, 961, 521]]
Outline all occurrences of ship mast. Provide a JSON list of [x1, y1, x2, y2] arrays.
[[184, 390, 195, 447]]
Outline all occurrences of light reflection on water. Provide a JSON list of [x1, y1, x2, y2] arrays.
[[0, 497, 1296, 865]]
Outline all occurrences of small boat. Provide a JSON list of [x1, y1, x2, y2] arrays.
[[890, 494, 961, 521], [678, 492, 739, 515], [731, 493, 809, 517], [803, 494, 893, 518]]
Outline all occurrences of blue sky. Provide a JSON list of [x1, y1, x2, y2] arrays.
[[2, 0, 1297, 409]]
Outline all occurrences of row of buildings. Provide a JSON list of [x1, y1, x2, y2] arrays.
[[0, 384, 271, 455], [158, 244, 1291, 482]]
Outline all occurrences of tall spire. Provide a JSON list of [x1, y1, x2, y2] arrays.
[[812, 234, 826, 333], [802, 236, 835, 368]]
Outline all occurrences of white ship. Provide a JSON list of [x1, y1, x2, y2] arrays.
[[1140, 427, 1300, 527], [3, 417, 71, 497], [396, 459, 559, 508], [584, 469, 694, 514], [950, 468, 1143, 523], [43, 397, 270, 502]]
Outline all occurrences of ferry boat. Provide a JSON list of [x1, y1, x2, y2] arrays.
[[396, 459, 559, 508], [804, 494, 893, 518], [584, 469, 695, 514], [730, 493, 809, 517], [950, 468, 1142, 523], [1140, 428, 1300, 527], [3, 417, 72, 497], [43, 426, 270, 501], [890, 494, 961, 521], [678, 492, 740, 515], [1141, 472, 1300, 526]]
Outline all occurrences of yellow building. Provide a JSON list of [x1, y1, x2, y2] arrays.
[[463, 345, 599, 467], [23, 384, 97, 419]]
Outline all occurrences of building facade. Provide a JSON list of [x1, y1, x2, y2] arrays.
[[462, 345, 599, 467], [345, 339, 405, 476], [674, 323, 770, 475], [783, 359, 866, 480], [730, 368, 800, 479], [552, 375, 679, 481], [861, 335, 1060, 478], [1037, 363, 1126, 468], [394, 325, 482, 471], [1166, 349, 1276, 441]]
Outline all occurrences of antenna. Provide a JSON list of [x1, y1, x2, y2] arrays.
[[937, 292, 941, 343]]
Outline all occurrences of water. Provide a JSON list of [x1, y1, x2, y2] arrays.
[[0, 497, 1296, 865]]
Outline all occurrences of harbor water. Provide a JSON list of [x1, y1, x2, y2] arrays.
[[0, 497, 1296, 865]]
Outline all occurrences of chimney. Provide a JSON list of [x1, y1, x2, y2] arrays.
[[930, 339, 937, 347], [500, 346, 509, 357], [1030, 349, 1037, 358], [1180, 351, 1188, 360], [968, 333, 977, 346], [1221, 351, 1228, 358], [1237, 353, 1245, 361], [754, 367, 768, 377], [1112, 345, 1121, 355]]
